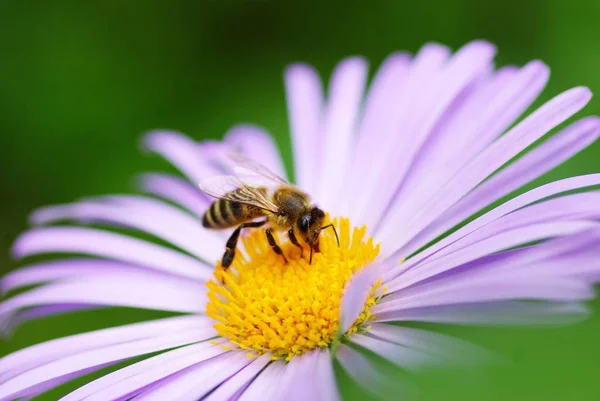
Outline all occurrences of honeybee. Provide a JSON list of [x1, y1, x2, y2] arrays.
[[200, 153, 339, 269]]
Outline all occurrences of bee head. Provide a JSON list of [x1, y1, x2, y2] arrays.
[[297, 207, 325, 247]]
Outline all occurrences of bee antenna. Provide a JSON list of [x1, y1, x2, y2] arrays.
[[321, 224, 340, 247], [309, 245, 314, 265]]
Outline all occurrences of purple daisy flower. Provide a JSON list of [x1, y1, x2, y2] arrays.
[[2, 40, 600, 401]]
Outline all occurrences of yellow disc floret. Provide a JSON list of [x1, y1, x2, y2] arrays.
[[205, 217, 381, 361]]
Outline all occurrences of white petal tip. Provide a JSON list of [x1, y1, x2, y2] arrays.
[[140, 130, 184, 153], [284, 63, 320, 81], [463, 39, 498, 55]]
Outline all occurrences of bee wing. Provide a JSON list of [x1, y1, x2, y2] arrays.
[[199, 175, 242, 199], [228, 152, 290, 188], [199, 174, 280, 213]]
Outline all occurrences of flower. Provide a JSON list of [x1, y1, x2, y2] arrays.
[[2, 39, 600, 401]]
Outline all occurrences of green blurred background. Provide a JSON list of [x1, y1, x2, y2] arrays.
[[1, 0, 600, 400]]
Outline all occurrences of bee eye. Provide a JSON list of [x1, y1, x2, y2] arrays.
[[299, 215, 310, 231]]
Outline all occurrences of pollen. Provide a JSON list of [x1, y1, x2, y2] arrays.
[[205, 217, 381, 361]]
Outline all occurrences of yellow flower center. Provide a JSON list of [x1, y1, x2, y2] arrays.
[[205, 217, 381, 361]]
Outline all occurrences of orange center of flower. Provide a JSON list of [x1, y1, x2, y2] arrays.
[[205, 217, 381, 361]]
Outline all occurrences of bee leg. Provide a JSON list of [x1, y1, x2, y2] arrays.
[[320, 224, 340, 247], [288, 229, 303, 258], [222, 220, 267, 269], [266, 228, 288, 264]]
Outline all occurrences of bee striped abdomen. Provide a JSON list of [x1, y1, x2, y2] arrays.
[[202, 195, 263, 229], [203, 200, 234, 229]]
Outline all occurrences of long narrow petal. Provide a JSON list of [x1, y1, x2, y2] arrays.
[[203, 354, 271, 401], [350, 334, 437, 371], [347, 43, 450, 224], [380, 231, 600, 313], [401, 116, 600, 255], [336, 344, 418, 400], [386, 227, 600, 304], [314, 350, 340, 401], [269, 350, 339, 401], [394, 174, 600, 271], [224, 125, 287, 180], [0, 329, 216, 401], [342, 52, 412, 216], [1, 270, 207, 322], [339, 264, 381, 334], [378, 60, 549, 235], [316, 57, 368, 210], [429, 230, 600, 282], [284, 64, 323, 192], [1, 315, 210, 381], [1, 259, 140, 293], [142, 131, 218, 184], [379, 278, 592, 314], [99, 194, 230, 256], [389, 192, 600, 281], [30, 195, 222, 264], [60, 340, 226, 401], [442, 60, 549, 165], [368, 66, 514, 228], [385, 221, 598, 292], [355, 41, 496, 229], [380, 86, 592, 252], [517, 245, 600, 282], [268, 354, 309, 401], [138, 173, 209, 218], [12, 226, 210, 280], [374, 301, 590, 326], [366, 324, 492, 365], [89, 348, 241, 401], [237, 360, 287, 401], [11, 304, 100, 328], [433, 192, 600, 259], [0, 366, 111, 401]]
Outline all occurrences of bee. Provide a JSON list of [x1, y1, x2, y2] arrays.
[[200, 153, 339, 269]]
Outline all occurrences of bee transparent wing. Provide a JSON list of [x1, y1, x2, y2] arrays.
[[198, 175, 242, 199], [228, 152, 289, 188], [199, 174, 280, 213]]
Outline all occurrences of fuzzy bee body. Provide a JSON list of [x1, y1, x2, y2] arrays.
[[200, 154, 339, 269], [202, 188, 265, 229]]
